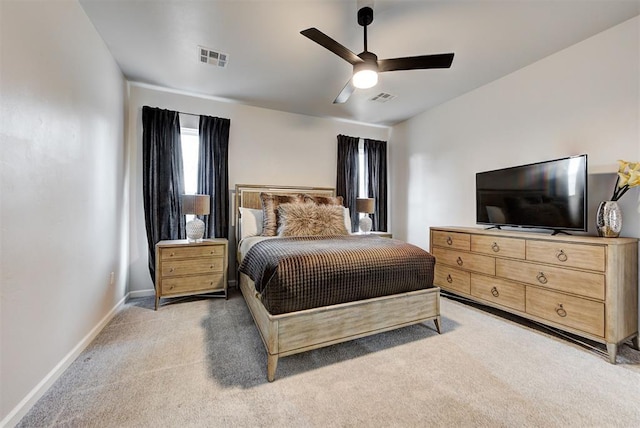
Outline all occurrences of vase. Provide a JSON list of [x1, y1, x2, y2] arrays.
[[596, 201, 622, 238]]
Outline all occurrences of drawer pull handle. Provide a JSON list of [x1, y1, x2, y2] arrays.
[[491, 286, 499, 297], [536, 272, 548, 284], [446, 236, 453, 246], [491, 242, 500, 252], [556, 304, 567, 318], [170, 252, 175, 257], [169, 268, 174, 273], [456, 257, 463, 266], [446, 274, 453, 284], [556, 250, 568, 262]]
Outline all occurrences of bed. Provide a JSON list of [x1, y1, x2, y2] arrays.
[[234, 184, 441, 381]]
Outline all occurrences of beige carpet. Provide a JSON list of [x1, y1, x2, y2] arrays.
[[18, 289, 640, 427]]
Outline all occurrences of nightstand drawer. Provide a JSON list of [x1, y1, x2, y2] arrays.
[[160, 244, 225, 260], [526, 287, 604, 337], [161, 273, 225, 295], [471, 274, 525, 312], [434, 264, 470, 294], [496, 259, 604, 300], [471, 235, 525, 259], [432, 231, 470, 251], [432, 247, 495, 276], [161, 257, 224, 277], [526, 240, 605, 272]]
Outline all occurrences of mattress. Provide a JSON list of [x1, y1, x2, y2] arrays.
[[238, 235, 435, 315]]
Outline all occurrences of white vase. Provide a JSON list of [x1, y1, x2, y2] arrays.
[[596, 201, 622, 238]]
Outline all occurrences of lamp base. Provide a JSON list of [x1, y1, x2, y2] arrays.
[[186, 218, 205, 242], [359, 215, 372, 234]]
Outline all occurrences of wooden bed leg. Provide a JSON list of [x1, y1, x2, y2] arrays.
[[434, 316, 441, 334], [267, 354, 278, 382]]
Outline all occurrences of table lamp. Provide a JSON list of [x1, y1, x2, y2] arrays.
[[356, 198, 375, 233], [182, 194, 210, 242]]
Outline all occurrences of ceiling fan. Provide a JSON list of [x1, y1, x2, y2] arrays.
[[301, 6, 454, 104]]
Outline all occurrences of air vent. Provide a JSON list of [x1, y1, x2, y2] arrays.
[[198, 46, 228, 68], [370, 92, 395, 103]]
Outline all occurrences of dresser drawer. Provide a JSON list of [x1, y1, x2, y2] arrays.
[[161, 257, 225, 277], [526, 240, 605, 272], [432, 231, 470, 251], [432, 247, 495, 276], [160, 244, 225, 260], [161, 273, 225, 295], [471, 235, 525, 259], [434, 264, 471, 294], [496, 259, 604, 300], [526, 287, 605, 337], [471, 274, 525, 312]]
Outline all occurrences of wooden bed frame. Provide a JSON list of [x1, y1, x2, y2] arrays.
[[234, 184, 441, 381]]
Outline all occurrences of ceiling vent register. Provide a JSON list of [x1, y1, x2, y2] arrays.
[[370, 92, 395, 103], [198, 46, 228, 68]]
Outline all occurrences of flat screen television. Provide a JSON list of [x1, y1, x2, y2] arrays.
[[476, 154, 587, 233]]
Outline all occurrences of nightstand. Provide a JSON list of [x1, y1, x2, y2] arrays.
[[155, 238, 228, 310], [353, 231, 393, 238]]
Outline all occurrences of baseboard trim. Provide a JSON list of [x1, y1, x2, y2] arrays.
[[128, 288, 155, 298], [1, 293, 129, 428]]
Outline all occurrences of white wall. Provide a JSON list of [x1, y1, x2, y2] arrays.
[[389, 16, 639, 333], [0, 1, 127, 424], [390, 16, 639, 248], [127, 84, 391, 294]]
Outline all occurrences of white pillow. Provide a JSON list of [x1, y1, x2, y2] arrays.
[[239, 207, 263, 239], [343, 206, 352, 233]]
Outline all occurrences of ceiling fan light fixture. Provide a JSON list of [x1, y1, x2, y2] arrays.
[[352, 62, 378, 89]]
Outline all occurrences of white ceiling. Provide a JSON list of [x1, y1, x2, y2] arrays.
[[79, 0, 640, 126]]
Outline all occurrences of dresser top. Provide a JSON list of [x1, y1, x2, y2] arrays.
[[156, 238, 228, 247], [431, 226, 638, 245]]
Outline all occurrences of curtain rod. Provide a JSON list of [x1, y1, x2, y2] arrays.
[[177, 110, 200, 117]]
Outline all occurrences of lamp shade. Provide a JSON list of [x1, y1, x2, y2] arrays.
[[356, 198, 375, 214], [182, 194, 210, 216]]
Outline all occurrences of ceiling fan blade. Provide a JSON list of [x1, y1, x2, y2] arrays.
[[378, 53, 454, 72], [301, 28, 363, 65], [333, 80, 356, 104]]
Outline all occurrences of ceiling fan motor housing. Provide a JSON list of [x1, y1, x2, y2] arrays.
[[358, 7, 374, 27]]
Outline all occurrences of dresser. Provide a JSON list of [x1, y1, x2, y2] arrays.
[[155, 239, 228, 310], [430, 226, 639, 363]]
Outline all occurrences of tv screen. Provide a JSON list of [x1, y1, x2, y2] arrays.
[[476, 155, 587, 232]]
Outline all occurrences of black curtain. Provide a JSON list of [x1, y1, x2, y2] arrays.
[[142, 106, 185, 284], [365, 138, 388, 231], [198, 115, 231, 238], [336, 134, 360, 232]]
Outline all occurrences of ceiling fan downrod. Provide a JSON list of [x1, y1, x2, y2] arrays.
[[358, 6, 374, 53]]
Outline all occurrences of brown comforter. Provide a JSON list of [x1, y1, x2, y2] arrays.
[[239, 235, 435, 315]]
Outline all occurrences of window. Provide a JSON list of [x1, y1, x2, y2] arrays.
[[358, 139, 367, 198], [180, 127, 199, 221]]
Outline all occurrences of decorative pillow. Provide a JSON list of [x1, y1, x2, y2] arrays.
[[343, 206, 352, 233], [277, 203, 318, 237], [315, 204, 350, 236], [303, 194, 344, 206], [239, 207, 263, 239], [260, 193, 304, 236], [278, 203, 349, 237]]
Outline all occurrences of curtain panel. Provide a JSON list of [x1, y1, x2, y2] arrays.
[[198, 115, 231, 239], [365, 138, 388, 232], [142, 106, 185, 284], [336, 134, 360, 232]]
